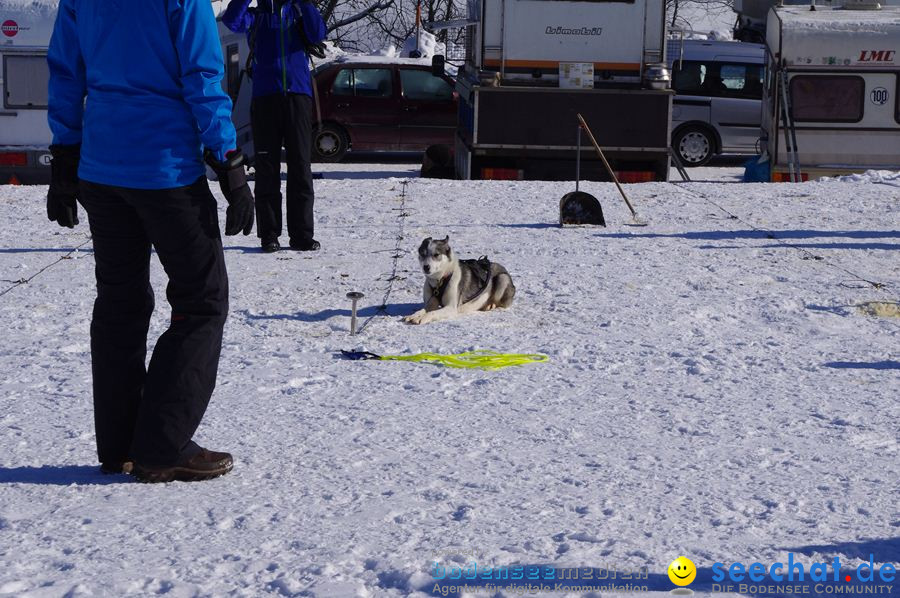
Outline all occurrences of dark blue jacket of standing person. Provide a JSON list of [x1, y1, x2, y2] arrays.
[[47, 0, 237, 190], [222, 0, 327, 99]]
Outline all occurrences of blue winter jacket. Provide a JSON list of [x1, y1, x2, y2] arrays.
[[47, 0, 236, 190], [222, 0, 327, 98]]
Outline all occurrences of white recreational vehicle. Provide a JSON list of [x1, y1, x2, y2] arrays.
[[0, 0, 57, 184], [734, 0, 898, 43], [448, 0, 673, 181], [762, 1, 900, 181], [212, 0, 255, 161]]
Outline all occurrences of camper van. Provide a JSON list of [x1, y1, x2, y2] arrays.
[[668, 39, 766, 166], [448, 0, 673, 181], [0, 0, 57, 184], [762, 2, 900, 181]]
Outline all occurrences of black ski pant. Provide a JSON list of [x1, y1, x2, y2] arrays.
[[251, 92, 315, 245], [78, 177, 228, 467]]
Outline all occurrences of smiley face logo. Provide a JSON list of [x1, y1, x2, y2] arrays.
[[668, 556, 697, 586]]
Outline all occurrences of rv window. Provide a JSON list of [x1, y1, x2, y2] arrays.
[[789, 76, 864, 123], [4, 54, 49, 110], [399, 69, 453, 101], [226, 44, 241, 102]]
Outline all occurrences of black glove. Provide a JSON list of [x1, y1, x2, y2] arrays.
[[204, 148, 255, 236], [47, 144, 81, 228]]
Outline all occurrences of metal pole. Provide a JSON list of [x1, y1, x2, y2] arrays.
[[347, 292, 364, 335], [576, 125, 582, 192]]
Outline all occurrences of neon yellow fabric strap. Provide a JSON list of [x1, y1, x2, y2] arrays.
[[377, 350, 549, 370]]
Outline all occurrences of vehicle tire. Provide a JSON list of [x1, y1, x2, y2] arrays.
[[312, 124, 349, 162], [673, 126, 715, 167]]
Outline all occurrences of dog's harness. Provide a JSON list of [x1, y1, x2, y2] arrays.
[[432, 256, 492, 305]]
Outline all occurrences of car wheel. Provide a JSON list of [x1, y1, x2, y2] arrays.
[[674, 126, 715, 167], [312, 124, 349, 162]]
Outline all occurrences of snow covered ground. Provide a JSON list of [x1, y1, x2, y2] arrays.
[[0, 165, 898, 598]]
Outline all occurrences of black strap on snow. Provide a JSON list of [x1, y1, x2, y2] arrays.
[[340, 350, 382, 361]]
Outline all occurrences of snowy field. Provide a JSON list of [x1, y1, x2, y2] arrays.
[[0, 163, 898, 598]]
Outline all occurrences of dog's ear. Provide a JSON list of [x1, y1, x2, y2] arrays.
[[418, 237, 431, 255], [442, 235, 450, 243]]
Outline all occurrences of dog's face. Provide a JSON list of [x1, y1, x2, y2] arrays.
[[417, 236, 454, 279]]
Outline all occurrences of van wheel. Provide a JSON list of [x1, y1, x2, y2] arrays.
[[313, 124, 349, 162], [674, 127, 714, 167]]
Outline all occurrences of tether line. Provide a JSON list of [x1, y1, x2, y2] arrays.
[[357, 180, 410, 334], [0, 236, 93, 299], [670, 182, 895, 300]]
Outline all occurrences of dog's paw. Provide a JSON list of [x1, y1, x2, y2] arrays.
[[403, 309, 427, 324]]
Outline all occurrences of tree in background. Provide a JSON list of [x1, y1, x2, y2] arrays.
[[316, 0, 465, 54], [666, 0, 735, 37], [314, 0, 735, 53]]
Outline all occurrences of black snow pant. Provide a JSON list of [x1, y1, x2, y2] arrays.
[[78, 177, 229, 467], [251, 92, 316, 245]]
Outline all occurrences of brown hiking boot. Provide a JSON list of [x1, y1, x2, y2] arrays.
[[133, 447, 233, 483], [100, 461, 133, 475]]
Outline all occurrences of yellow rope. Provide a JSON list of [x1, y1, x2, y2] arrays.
[[379, 350, 549, 370]]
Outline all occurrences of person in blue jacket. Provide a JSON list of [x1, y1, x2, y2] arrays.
[[47, 0, 255, 483], [223, 0, 327, 253]]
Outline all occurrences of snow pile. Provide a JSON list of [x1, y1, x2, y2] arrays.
[[401, 29, 445, 59], [705, 29, 733, 41], [317, 39, 348, 63], [668, 29, 734, 42], [368, 43, 401, 58], [818, 170, 900, 184]]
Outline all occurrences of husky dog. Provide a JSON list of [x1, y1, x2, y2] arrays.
[[404, 236, 516, 325]]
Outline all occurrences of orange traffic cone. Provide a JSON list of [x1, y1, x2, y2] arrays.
[[7, 174, 21, 185]]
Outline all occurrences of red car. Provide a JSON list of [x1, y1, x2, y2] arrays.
[[312, 59, 457, 162]]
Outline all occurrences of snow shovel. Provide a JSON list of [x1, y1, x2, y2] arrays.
[[560, 123, 606, 226], [576, 113, 648, 227]]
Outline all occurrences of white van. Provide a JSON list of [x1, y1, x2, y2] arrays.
[[0, 0, 57, 184], [667, 39, 765, 166]]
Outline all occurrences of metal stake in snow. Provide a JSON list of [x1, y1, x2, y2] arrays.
[[576, 113, 648, 227], [347, 291, 364, 335]]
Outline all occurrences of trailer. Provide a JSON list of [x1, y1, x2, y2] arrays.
[[733, 0, 898, 44], [448, 0, 673, 181], [214, 1, 255, 161], [0, 0, 57, 184], [761, 1, 900, 181]]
